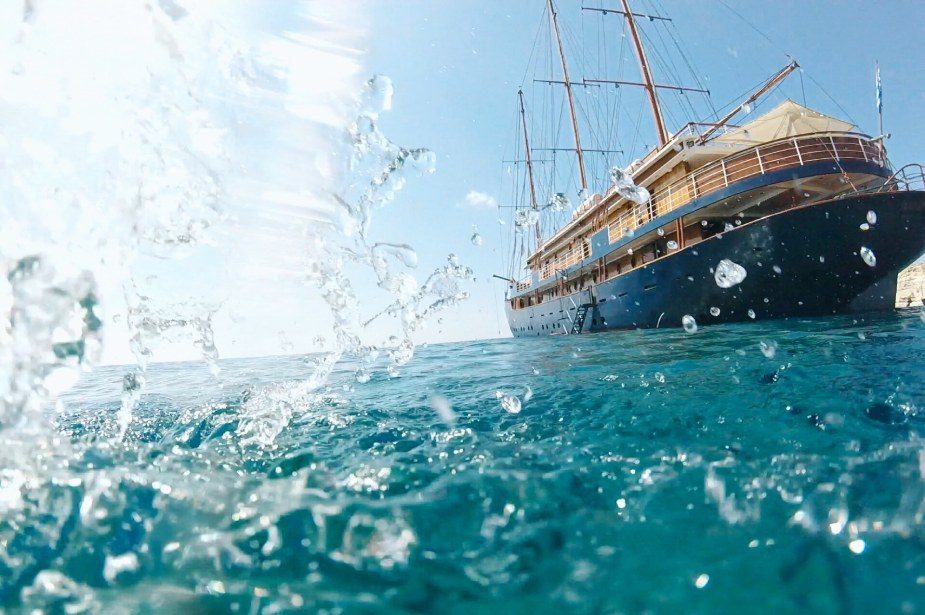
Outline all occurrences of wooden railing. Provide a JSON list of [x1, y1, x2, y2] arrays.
[[605, 132, 881, 244], [534, 132, 881, 284], [538, 239, 591, 281]]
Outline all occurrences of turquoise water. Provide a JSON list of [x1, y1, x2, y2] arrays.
[[6, 311, 925, 613]]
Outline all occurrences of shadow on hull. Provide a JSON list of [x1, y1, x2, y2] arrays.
[[506, 191, 925, 337]]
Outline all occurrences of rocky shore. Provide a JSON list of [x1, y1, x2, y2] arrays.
[[896, 262, 925, 308]]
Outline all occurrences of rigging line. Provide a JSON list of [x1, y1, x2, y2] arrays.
[[803, 71, 857, 126], [714, 0, 857, 127], [656, 0, 717, 117], [715, 0, 778, 51], [705, 66, 786, 119], [635, 28, 685, 134], [519, 4, 549, 90], [799, 68, 806, 106], [638, 22, 697, 131], [628, 96, 646, 161]]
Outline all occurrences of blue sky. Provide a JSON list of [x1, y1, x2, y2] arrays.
[[362, 0, 925, 343]]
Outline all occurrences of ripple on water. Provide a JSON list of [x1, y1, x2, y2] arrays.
[[0, 311, 917, 612]]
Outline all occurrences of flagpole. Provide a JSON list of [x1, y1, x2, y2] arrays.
[[876, 60, 884, 156]]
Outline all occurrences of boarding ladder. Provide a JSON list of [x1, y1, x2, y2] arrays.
[[568, 287, 596, 335]]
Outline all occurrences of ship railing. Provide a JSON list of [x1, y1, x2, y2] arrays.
[[541, 132, 880, 284], [605, 132, 881, 244], [538, 239, 591, 281], [516, 277, 532, 292], [869, 163, 925, 194]]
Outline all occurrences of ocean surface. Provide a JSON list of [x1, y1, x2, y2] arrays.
[[4, 311, 925, 613]]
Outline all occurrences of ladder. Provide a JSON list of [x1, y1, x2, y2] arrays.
[[570, 304, 592, 334]]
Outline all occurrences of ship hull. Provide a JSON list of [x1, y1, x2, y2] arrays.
[[506, 191, 925, 336]]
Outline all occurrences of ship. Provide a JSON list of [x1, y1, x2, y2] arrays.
[[502, 0, 925, 337]]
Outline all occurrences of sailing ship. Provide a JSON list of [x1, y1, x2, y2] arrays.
[[502, 0, 925, 337]]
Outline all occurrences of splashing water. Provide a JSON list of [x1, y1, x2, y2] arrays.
[[548, 193, 570, 212], [0, 2, 477, 607], [682, 315, 698, 333], [610, 166, 650, 205], [495, 390, 523, 414], [515, 209, 540, 229], [758, 339, 778, 359], [860, 246, 877, 267], [714, 259, 748, 288]]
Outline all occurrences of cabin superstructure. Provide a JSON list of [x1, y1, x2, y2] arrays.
[[510, 100, 887, 309]]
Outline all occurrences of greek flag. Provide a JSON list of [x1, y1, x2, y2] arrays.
[[876, 63, 882, 113]]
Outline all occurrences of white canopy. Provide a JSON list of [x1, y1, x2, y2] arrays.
[[714, 100, 855, 146]]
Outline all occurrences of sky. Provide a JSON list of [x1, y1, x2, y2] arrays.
[[361, 0, 925, 347], [64, 0, 923, 365]]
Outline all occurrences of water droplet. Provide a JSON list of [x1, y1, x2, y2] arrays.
[[667, 240, 679, 250], [860, 246, 876, 267], [866, 210, 877, 225], [429, 395, 456, 425], [747, 309, 756, 319], [710, 306, 720, 316], [523, 386, 534, 402], [682, 315, 698, 333], [772, 265, 782, 274], [514, 209, 540, 228], [694, 574, 710, 589], [496, 391, 522, 414], [859, 223, 870, 231], [355, 368, 371, 384], [819, 255, 825, 263], [103, 552, 139, 584], [657, 228, 665, 236], [470, 232, 482, 246], [759, 340, 778, 359], [714, 259, 747, 288], [849, 539, 866, 554], [653, 372, 665, 383]]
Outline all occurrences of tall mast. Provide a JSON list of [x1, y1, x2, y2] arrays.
[[547, 0, 588, 192], [518, 89, 542, 245], [620, 0, 669, 147]]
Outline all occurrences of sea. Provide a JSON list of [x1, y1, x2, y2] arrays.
[[2, 3, 924, 613], [1, 310, 921, 613]]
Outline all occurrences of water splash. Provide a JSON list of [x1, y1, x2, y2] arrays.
[[609, 166, 650, 204], [714, 258, 748, 288], [860, 246, 877, 267]]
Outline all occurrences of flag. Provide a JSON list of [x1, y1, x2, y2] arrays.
[[876, 62, 883, 114]]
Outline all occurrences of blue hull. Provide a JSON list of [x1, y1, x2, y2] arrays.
[[506, 191, 925, 336]]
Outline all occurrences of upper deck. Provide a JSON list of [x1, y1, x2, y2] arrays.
[[513, 130, 885, 296]]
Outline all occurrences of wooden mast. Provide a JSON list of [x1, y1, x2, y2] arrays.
[[518, 89, 542, 245], [547, 0, 588, 192], [697, 59, 799, 143], [621, 0, 668, 147]]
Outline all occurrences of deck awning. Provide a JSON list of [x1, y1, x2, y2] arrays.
[[713, 100, 855, 146]]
